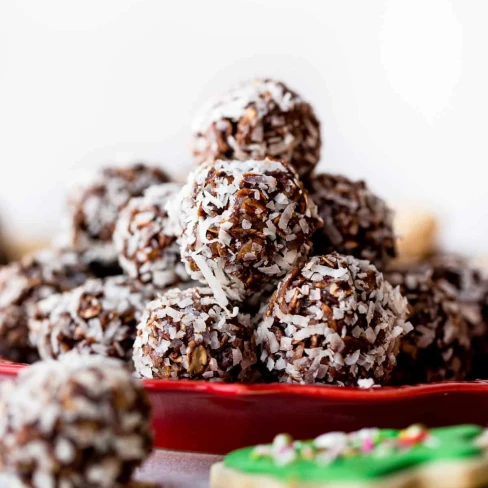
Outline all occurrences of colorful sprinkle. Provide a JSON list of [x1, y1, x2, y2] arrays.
[[252, 425, 435, 466]]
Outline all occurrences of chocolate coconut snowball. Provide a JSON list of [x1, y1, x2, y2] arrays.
[[429, 255, 487, 332], [256, 253, 411, 386], [30, 276, 155, 361], [386, 263, 473, 384], [309, 173, 396, 270], [427, 255, 488, 379], [113, 183, 188, 289], [133, 287, 257, 382], [192, 79, 321, 178], [64, 163, 170, 262], [0, 354, 152, 488], [178, 158, 322, 306], [0, 249, 96, 363]]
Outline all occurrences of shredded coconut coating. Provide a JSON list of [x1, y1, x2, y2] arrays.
[[428, 255, 488, 335], [64, 163, 170, 261], [386, 263, 473, 384], [309, 173, 396, 270], [192, 79, 321, 178], [30, 276, 156, 362], [0, 477, 160, 488], [256, 253, 411, 386], [0, 355, 152, 488], [133, 287, 258, 382], [114, 184, 189, 289], [0, 249, 97, 363], [178, 158, 322, 306]]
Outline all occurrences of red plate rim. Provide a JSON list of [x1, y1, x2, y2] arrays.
[[2, 361, 488, 400], [142, 377, 488, 400]]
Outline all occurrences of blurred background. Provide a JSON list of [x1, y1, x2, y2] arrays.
[[0, 0, 485, 256]]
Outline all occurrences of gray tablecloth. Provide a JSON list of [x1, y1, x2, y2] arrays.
[[136, 450, 222, 487], [0, 451, 222, 488]]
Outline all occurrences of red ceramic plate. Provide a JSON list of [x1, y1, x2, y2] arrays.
[[1, 361, 487, 455]]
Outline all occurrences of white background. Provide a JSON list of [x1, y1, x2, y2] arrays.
[[0, 0, 486, 255]]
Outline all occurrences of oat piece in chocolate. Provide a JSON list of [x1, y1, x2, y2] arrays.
[[0, 249, 96, 363], [64, 163, 170, 261], [0, 354, 152, 488], [192, 79, 321, 178], [428, 255, 488, 379], [178, 158, 322, 306], [386, 263, 473, 384], [30, 276, 155, 361], [114, 183, 188, 289], [309, 173, 396, 270], [133, 287, 257, 382], [256, 253, 411, 386]]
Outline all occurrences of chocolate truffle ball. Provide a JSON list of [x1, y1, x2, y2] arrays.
[[0, 354, 152, 487], [428, 255, 488, 379], [179, 158, 322, 306], [133, 287, 257, 382], [30, 276, 155, 361], [386, 263, 473, 384], [64, 163, 170, 261], [114, 184, 188, 289], [192, 79, 321, 178], [309, 173, 396, 270], [0, 249, 95, 363], [256, 253, 410, 386]]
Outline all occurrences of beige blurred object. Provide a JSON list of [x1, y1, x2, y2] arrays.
[[2, 237, 50, 262], [394, 207, 438, 264]]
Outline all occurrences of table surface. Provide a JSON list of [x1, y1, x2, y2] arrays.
[[136, 450, 222, 488], [0, 451, 222, 488]]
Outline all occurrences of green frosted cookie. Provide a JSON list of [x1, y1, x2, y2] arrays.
[[211, 425, 488, 488]]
